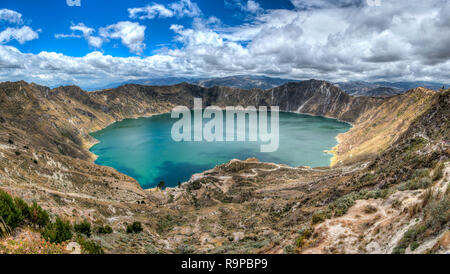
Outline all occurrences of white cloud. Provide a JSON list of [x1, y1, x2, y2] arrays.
[[0, 9, 39, 45], [290, 0, 364, 10], [128, 4, 174, 19], [0, 26, 39, 44], [70, 23, 95, 37], [238, 0, 263, 14], [0, 9, 23, 24], [87, 36, 103, 48], [55, 23, 103, 48], [128, 0, 201, 20], [169, 0, 201, 17], [99, 21, 146, 54], [246, 1, 263, 13], [56, 21, 148, 53]]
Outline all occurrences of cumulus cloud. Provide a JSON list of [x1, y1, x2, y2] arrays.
[[128, 4, 174, 19], [55, 23, 103, 48], [0, 9, 40, 45], [99, 21, 147, 55], [163, 0, 450, 81], [238, 0, 263, 14], [128, 0, 201, 20], [70, 23, 95, 37], [1, 0, 449, 88], [0, 9, 23, 24], [0, 26, 39, 44], [169, 0, 201, 17], [56, 21, 147, 54]]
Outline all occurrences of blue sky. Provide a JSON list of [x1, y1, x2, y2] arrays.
[[0, 0, 295, 57], [0, 0, 449, 88]]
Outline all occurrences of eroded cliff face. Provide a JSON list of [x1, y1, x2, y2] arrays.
[[0, 80, 448, 254], [332, 87, 437, 165]]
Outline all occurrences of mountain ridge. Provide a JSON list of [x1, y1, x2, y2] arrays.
[[80, 76, 447, 98]]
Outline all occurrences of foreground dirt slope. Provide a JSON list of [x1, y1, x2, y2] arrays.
[[0, 81, 448, 254]]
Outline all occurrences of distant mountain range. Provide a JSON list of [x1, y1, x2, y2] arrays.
[[335, 81, 448, 97], [88, 76, 448, 98], [90, 75, 300, 91], [194, 75, 301, 90]]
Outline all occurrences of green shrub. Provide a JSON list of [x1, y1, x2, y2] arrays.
[[41, 217, 73, 244], [362, 189, 391, 199], [0, 191, 51, 235], [393, 190, 449, 253], [392, 247, 406, 254], [77, 236, 104, 254], [329, 194, 356, 217], [190, 181, 202, 190], [175, 244, 195, 254], [0, 190, 23, 231], [97, 225, 113, 234], [425, 196, 449, 231], [311, 209, 332, 224], [156, 216, 177, 234], [398, 168, 433, 191], [414, 168, 430, 178], [410, 241, 420, 251], [74, 219, 91, 237], [126, 221, 143, 234], [400, 177, 432, 190], [29, 202, 50, 227], [296, 226, 313, 248], [14, 198, 30, 220], [284, 245, 295, 254], [432, 163, 444, 182]]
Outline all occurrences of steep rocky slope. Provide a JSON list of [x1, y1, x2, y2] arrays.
[[0, 80, 448, 254], [332, 88, 436, 165]]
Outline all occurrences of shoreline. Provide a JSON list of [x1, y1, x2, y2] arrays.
[[85, 109, 351, 191], [86, 112, 169, 162]]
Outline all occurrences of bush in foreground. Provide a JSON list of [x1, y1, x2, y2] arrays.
[[0, 190, 23, 232], [29, 202, 50, 228], [76, 235, 104, 254], [41, 217, 73, 244], [74, 220, 91, 237]]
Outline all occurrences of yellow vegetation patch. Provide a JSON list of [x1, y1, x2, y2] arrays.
[[332, 88, 436, 166]]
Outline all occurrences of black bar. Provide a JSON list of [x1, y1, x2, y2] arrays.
[[0, 254, 446, 273]]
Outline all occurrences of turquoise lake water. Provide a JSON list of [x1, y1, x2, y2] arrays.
[[90, 111, 350, 189]]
